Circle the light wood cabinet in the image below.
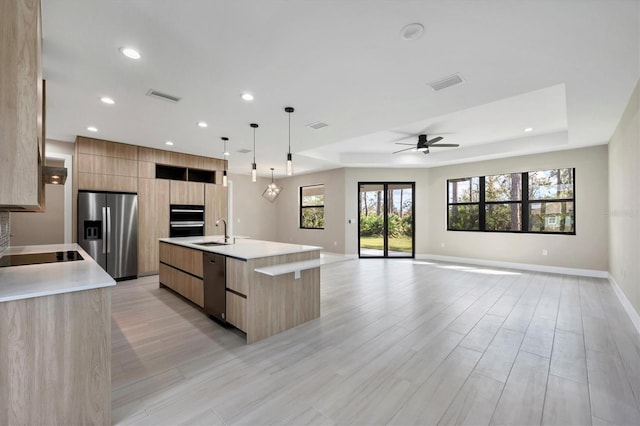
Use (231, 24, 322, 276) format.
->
(205, 183, 228, 235)
(75, 137, 138, 192)
(77, 173, 137, 192)
(0, 0, 44, 211)
(138, 178, 169, 275)
(77, 153, 137, 177)
(159, 264, 204, 307)
(0, 287, 111, 425)
(226, 291, 247, 332)
(159, 241, 203, 277)
(159, 242, 204, 307)
(76, 136, 137, 159)
(226, 257, 249, 295)
(138, 146, 171, 164)
(170, 180, 204, 205)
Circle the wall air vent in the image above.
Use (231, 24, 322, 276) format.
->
(237, 148, 252, 154)
(306, 121, 328, 130)
(146, 89, 181, 103)
(427, 73, 465, 91)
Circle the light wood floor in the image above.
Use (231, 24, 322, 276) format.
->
(111, 260, 640, 425)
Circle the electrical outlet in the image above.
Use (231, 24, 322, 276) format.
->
(334, 241, 337, 246)
(542, 249, 548, 256)
(441, 242, 445, 248)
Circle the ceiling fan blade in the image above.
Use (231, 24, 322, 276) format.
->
(394, 142, 416, 146)
(426, 136, 444, 145)
(429, 143, 459, 148)
(392, 147, 416, 154)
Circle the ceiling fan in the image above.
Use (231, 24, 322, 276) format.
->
(392, 134, 459, 154)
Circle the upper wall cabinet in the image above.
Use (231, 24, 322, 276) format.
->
(0, 0, 44, 211)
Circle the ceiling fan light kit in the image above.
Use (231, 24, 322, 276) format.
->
(392, 134, 459, 155)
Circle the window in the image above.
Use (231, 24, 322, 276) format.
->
(300, 184, 324, 229)
(447, 177, 480, 230)
(527, 168, 575, 233)
(447, 168, 575, 234)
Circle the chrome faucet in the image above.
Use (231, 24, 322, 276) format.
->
(215, 218, 229, 242)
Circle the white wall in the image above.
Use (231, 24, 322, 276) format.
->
(426, 146, 609, 271)
(609, 80, 640, 315)
(228, 172, 279, 241)
(276, 146, 609, 274)
(276, 168, 345, 252)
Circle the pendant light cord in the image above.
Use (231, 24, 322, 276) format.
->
(288, 113, 291, 154)
(253, 128, 256, 163)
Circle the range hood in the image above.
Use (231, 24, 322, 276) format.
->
(42, 166, 67, 185)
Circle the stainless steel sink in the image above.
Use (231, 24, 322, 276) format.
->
(195, 240, 233, 246)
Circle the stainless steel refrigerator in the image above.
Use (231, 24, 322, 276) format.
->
(78, 191, 138, 280)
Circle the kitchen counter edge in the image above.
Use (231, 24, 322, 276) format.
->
(0, 244, 116, 303)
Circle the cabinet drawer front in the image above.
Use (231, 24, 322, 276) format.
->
(226, 291, 246, 332)
(159, 242, 203, 277)
(159, 263, 204, 307)
(225, 257, 248, 295)
(170, 181, 204, 205)
(78, 154, 137, 177)
(78, 173, 137, 192)
(77, 137, 137, 159)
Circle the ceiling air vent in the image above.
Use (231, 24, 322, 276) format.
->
(427, 73, 465, 91)
(146, 89, 181, 103)
(306, 121, 328, 130)
(237, 148, 252, 154)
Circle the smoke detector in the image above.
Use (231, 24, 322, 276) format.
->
(400, 23, 424, 41)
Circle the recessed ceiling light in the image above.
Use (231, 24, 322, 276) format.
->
(165, 141, 174, 146)
(120, 47, 141, 60)
(87, 126, 98, 132)
(223, 151, 230, 156)
(197, 121, 208, 128)
(241, 92, 254, 102)
(400, 23, 424, 41)
(524, 127, 533, 132)
(100, 96, 115, 105)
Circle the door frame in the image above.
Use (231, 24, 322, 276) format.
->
(357, 181, 415, 258)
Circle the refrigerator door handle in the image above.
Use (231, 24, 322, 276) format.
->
(102, 207, 107, 254)
(106, 206, 112, 254)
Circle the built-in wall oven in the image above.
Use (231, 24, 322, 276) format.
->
(169, 204, 205, 237)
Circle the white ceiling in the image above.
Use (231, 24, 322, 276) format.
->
(42, 0, 639, 177)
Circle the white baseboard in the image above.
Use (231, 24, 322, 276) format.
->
(609, 274, 640, 336)
(415, 253, 608, 278)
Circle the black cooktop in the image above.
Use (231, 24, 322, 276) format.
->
(0, 251, 84, 267)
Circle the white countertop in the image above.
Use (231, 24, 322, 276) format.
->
(159, 236, 322, 260)
(0, 244, 116, 303)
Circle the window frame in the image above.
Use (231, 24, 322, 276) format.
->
(299, 184, 325, 230)
(446, 168, 576, 235)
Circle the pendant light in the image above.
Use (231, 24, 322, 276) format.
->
(262, 168, 281, 202)
(250, 123, 258, 182)
(221, 137, 229, 187)
(285, 106, 294, 175)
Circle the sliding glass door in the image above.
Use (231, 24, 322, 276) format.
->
(358, 182, 415, 258)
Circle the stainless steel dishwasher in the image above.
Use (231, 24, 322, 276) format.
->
(203, 252, 226, 323)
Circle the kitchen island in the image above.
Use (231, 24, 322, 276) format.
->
(0, 244, 114, 426)
(159, 236, 322, 343)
